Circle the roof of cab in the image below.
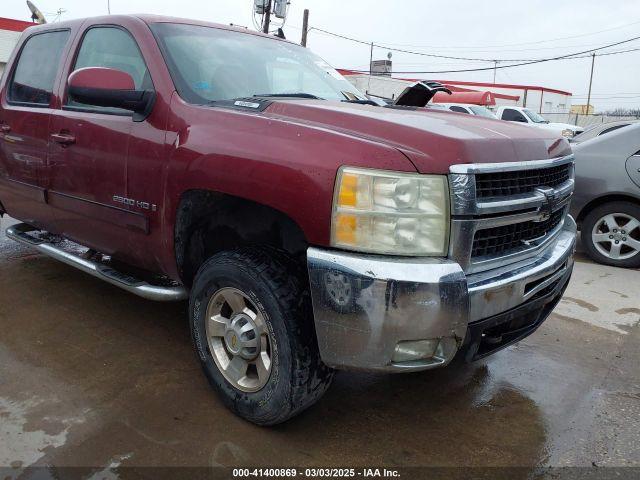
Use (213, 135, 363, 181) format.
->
(23, 14, 291, 43)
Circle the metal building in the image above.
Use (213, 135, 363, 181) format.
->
(0, 17, 35, 78)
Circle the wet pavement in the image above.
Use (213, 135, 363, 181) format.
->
(0, 215, 638, 477)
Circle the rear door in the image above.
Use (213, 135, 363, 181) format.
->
(48, 24, 154, 256)
(0, 29, 70, 230)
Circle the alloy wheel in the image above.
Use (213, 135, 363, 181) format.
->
(591, 213, 640, 261)
(205, 287, 273, 392)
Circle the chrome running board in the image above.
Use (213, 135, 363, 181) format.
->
(6, 223, 188, 302)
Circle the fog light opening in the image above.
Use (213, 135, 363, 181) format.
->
(392, 339, 440, 363)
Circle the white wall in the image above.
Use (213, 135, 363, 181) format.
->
(347, 74, 411, 101)
(501, 88, 570, 114)
(0, 29, 21, 64)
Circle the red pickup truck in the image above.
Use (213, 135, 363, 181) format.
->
(0, 15, 576, 425)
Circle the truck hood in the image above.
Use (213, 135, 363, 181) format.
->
(265, 100, 572, 174)
(537, 122, 584, 133)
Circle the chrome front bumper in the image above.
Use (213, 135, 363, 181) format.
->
(307, 217, 576, 372)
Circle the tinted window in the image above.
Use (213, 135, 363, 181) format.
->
(9, 30, 70, 105)
(449, 106, 469, 114)
(502, 109, 527, 122)
(599, 124, 627, 136)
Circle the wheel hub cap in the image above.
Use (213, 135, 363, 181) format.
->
(224, 314, 260, 359)
(205, 287, 273, 392)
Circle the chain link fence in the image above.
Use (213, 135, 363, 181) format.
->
(542, 113, 640, 129)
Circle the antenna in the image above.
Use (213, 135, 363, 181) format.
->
(26, 1, 47, 24)
(53, 8, 67, 22)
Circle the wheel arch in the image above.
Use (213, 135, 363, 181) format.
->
(175, 189, 309, 287)
(575, 194, 640, 226)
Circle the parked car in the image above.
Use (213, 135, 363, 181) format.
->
(570, 123, 640, 268)
(571, 119, 638, 143)
(0, 15, 576, 425)
(495, 106, 584, 138)
(437, 103, 497, 119)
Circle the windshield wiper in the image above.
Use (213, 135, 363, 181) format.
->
(340, 91, 380, 106)
(253, 93, 323, 99)
(341, 99, 379, 106)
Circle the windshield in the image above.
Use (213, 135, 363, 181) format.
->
(523, 108, 549, 124)
(469, 106, 497, 119)
(151, 23, 367, 104)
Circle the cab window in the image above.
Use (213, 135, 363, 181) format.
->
(449, 106, 469, 114)
(502, 109, 527, 122)
(8, 30, 70, 106)
(67, 26, 153, 113)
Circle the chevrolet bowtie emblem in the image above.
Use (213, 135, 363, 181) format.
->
(534, 187, 557, 222)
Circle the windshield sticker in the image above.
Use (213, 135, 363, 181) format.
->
(194, 81, 212, 90)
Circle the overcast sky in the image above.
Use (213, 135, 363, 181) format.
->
(4, 0, 640, 111)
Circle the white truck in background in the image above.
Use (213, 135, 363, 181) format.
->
(494, 106, 584, 138)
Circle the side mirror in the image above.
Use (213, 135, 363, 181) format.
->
(67, 67, 155, 121)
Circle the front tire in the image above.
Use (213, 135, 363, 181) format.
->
(189, 248, 333, 425)
(581, 201, 640, 268)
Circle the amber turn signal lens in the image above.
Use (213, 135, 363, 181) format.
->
(337, 173, 358, 207)
(334, 213, 357, 245)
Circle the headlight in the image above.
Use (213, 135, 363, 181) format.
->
(331, 167, 450, 256)
(561, 129, 574, 138)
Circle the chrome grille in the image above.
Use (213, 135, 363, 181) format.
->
(472, 208, 565, 258)
(475, 164, 571, 198)
(448, 155, 575, 274)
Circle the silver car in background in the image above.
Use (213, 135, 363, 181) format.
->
(570, 123, 640, 268)
(571, 119, 639, 144)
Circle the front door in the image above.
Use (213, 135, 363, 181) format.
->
(0, 29, 71, 231)
(48, 25, 154, 256)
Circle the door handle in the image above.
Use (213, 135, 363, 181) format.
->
(50, 132, 76, 146)
(0, 124, 10, 133)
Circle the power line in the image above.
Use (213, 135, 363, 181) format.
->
(360, 19, 640, 50)
(338, 37, 640, 74)
(346, 47, 640, 71)
(309, 27, 640, 64)
(574, 95, 640, 99)
(574, 91, 640, 96)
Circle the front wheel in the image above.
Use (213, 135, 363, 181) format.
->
(581, 201, 640, 268)
(189, 248, 334, 425)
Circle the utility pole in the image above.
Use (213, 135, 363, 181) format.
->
(263, 0, 272, 34)
(585, 53, 596, 115)
(367, 42, 374, 93)
(301, 9, 309, 46)
(107, 0, 111, 14)
(493, 60, 498, 83)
